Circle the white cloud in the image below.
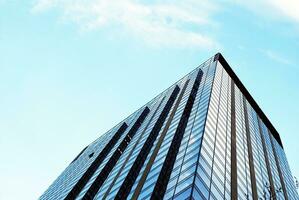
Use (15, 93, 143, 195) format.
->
(31, 0, 299, 49)
(32, 0, 219, 49)
(271, 0, 299, 22)
(32, 0, 60, 11)
(260, 49, 292, 65)
(233, 0, 299, 24)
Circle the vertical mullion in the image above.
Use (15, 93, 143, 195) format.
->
(172, 63, 212, 199)
(190, 61, 217, 199)
(223, 70, 230, 199)
(101, 96, 165, 199)
(114, 85, 181, 199)
(207, 67, 224, 199)
(269, 132, 288, 200)
(150, 69, 203, 199)
(243, 97, 258, 200)
(230, 80, 238, 200)
(131, 80, 189, 200)
(257, 117, 276, 200)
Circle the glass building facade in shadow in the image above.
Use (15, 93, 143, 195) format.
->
(41, 53, 298, 200)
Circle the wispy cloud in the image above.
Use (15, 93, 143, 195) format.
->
(31, 0, 219, 49)
(269, 0, 299, 23)
(233, 0, 299, 25)
(30, 0, 299, 50)
(260, 49, 292, 65)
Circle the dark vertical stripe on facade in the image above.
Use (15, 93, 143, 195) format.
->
(150, 69, 203, 199)
(269, 132, 288, 200)
(71, 145, 88, 164)
(243, 97, 258, 200)
(82, 107, 150, 200)
(114, 85, 181, 199)
(65, 123, 128, 200)
(131, 80, 190, 200)
(102, 96, 166, 200)
(190, 61, 214, 198)
(230, 81, 238, 200)
(257, 117, 276, 200)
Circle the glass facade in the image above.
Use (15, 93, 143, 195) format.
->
(40, 53, 298, 200)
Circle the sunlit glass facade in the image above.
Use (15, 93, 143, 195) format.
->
(41, 53, 298, 200)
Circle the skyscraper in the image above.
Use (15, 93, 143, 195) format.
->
(41, 53, 298, 200)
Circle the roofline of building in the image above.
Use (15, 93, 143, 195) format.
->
(214, 53, 283, 148)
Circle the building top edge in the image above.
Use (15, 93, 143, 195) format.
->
(214, 52, 283, 148)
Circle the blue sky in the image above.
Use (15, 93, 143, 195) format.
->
(1, 0, 298, 199)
